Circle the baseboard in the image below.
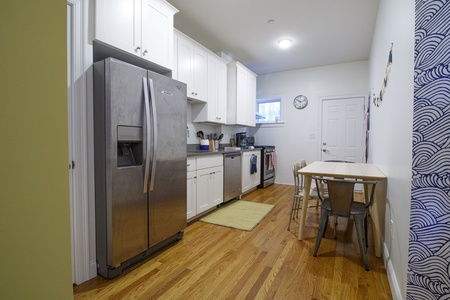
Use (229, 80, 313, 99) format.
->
(89, 259, 97, 280)
(383, 242, 403, 300)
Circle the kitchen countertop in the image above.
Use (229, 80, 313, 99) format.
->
(187, 147, 261, 157)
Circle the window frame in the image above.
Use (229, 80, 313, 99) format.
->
(256, 96, 285, 125)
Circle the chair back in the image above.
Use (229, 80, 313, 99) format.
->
(326, 179, 356, 217)
(292, 162, 302, 194)
(313, 177, 377, 217)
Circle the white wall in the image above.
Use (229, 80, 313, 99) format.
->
(253, 61, 369, 185)
(368, 0, 414, 299)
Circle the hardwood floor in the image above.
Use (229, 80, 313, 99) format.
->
(74, 184, 392, 299)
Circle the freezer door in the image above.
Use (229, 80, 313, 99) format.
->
(94, 58, 149, 270)
(146, 70, 187, 247)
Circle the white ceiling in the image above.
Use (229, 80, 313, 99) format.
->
(166, 0, 380, 75)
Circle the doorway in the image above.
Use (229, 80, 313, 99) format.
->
(67, 0, 92, 284)
(320, 96, 365, 163)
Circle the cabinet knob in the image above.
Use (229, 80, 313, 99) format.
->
(143, 49, 148, 55)
(135, 46, 141, 52)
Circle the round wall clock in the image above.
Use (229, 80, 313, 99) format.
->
(293, 95, 308, 109)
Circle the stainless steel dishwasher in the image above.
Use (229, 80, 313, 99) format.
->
(223, 152, 242, 202)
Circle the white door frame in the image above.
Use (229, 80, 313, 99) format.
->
(67, 0, 93, 284)
(319, 94, 366, 162)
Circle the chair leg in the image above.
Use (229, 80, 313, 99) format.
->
(364, 216, 368, 248)
(288, 195, 300, 231)
(313, 208, 329, 257)
(333, 216, 338, 239)
(355, 216, 369, 271)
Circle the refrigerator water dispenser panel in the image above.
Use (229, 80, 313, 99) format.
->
(117, 126, 143, 167)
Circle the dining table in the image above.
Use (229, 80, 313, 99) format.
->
(297, 161, 387, 257)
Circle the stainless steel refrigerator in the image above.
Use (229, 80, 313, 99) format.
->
(93, 58, 187, 279)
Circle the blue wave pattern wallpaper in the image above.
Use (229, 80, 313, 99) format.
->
(408, 0, 450, 299)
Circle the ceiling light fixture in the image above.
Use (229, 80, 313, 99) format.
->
(278, 39, 292, 49)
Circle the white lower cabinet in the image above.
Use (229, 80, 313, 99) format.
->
(186, 170, 197, 220)
(241, 150, 261, 194)
(187, 155, 223, 220)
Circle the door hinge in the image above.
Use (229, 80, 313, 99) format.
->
(69, 161, 75, 169)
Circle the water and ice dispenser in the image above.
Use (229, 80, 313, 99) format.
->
(117, 126, 143, 167)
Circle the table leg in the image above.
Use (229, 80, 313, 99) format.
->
(298, 175, 312, 240)
(366, 180, 387, 258)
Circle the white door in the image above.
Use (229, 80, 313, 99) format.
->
(321, 97, 365, 163)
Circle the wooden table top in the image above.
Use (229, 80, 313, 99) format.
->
(298, 161, 387, 181)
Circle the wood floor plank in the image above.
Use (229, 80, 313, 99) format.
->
(73, 184, 392, 299)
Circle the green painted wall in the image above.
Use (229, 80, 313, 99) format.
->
(0, 2, 73, 299)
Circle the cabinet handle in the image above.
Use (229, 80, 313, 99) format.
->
(143, 50, 148, 55)
(135, 46, 141, 52)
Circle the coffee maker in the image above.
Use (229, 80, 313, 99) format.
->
(236, 132, 247, 148)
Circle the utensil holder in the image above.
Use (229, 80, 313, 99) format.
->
(200, 139, 209, 150)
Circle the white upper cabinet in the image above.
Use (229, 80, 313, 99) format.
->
(227, 61, 257, 127)
(192, 54, 227, 124)
(95, 0, 178, 70)
(174, 31, 208, 102)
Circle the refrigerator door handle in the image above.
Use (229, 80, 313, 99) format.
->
(142, 77, 151, 193)
(148, 78, 158, 191)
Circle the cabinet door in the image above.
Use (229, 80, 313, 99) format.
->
(241, 152, 252, 193)
(209, 56, 227, 123)
(245, 72, 257, 127)
(95, 0, 140, 56)
(196, 168, 211, 214)
(237, 66, 256, 127)
(227, 62, 257, 127)
(175, 34, 207, 102)
(235, 65, 247, 125)
(192, 47, 208, 102)
(193, 55, 227, 123)
(141, 0, 175, 69)
(187, 171, 197, 220)
(251, 152, 261, 187)
(216, 61, 227, 122)
(241, 151, 260, 193)
(176, 35, 194, 94)
(209, 166, 223, 206)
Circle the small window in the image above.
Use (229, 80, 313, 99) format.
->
(256, 97, 282, 123)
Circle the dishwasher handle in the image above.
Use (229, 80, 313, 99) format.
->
(224, 152, 241, 159)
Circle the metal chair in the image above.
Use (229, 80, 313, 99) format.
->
(288, 161, 323, 231)
(312, 176, 377, 271)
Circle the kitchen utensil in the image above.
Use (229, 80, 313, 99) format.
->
(196, 131, 204, 139)
(218, 134, 224, 140)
